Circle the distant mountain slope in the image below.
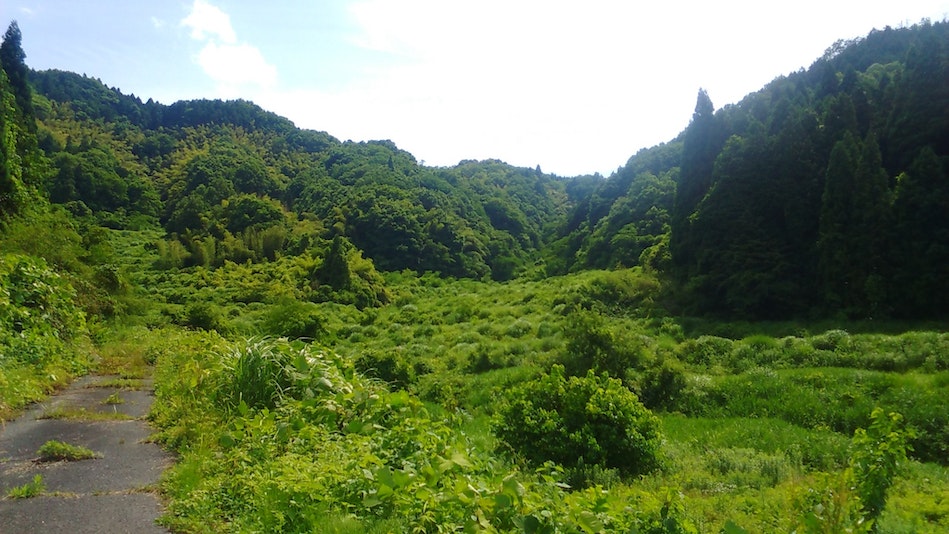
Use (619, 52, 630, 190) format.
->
(550, 20, 949, 319)
(30, 70, 571, 281)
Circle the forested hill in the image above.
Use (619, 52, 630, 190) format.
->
(549, 20, 949, 320)
(11, 19, 949, 320)
(28, 68, 573, 281)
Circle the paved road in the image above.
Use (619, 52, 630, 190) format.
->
(0, 375, 172, 533)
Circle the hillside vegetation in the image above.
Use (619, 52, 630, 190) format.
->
(2, 17, 948, 533)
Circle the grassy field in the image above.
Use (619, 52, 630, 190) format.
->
(5, 229, 948, 532)
(109, 246, 948, 532)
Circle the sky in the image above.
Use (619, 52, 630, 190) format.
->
(2, 1, 948, 177)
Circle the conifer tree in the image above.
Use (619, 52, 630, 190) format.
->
(818, 133, 860, 311)
(0, 21, 34, 131)
(671, 89, 723, 272)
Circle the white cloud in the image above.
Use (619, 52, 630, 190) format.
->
(206, 0, 949, 176)
(151, 16, 165, 29)
(197, 41, 277, 91)
(181, 0, 276, 97)
(182, 0, 236, 43)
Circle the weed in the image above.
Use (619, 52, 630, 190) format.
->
(39, 406, 134, 421)
(7, 475, 45, 498)
(103, 392, 124, 405)
(37, 440, 100, 461)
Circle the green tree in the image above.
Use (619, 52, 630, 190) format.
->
(671, 89, 724, 273)
(0, 68, 24, 216)
(818, 132, 893, 316)
(818, 133, 860, 311)
(850, 133, 892, 315)
(0, 21, 33, 130)
(316, 234, 352, 292)
(891, 147, 949, 316)
(0, 22, 43, 217)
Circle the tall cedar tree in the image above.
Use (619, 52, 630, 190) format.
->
(671, 89, 723, 274)
(0, 21, 33, 129)
(0, 69, 22, 216)
(0, 21, 42, 217)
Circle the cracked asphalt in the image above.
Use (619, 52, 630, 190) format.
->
(0, 374, 173, 533)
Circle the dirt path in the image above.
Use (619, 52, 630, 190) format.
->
(0, 374, 172, 533)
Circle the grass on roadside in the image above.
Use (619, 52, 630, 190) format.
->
(36, 440, 100, 461)
(6, 475, 45, 499)
(38, 406, 134, 421)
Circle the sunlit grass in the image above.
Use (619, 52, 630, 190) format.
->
(39, 406, 135, 421)
(6, 475, 45, 499)
(37, 440, 100, 461)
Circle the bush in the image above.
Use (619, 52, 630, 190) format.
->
(675, 335, 733, 368)
(635, 356, 689, 410)
(354, 350, 415, 391)
(494, 365, 663, 478)
(183, 301, 229, 333)
(560, 310, 646, 379)
(850, 409, 914, 526)
(260, 298, 326, 340)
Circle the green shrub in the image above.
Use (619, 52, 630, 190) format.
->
(260, 298, 326, 340)
(494, 365, 663, 477)
(355, 350, 415, 391)
(183, 301, 229, 333)
(850, 409, 914, 527)
(811, 329, 853, 352)
(635, 356, 689, 411)
(560, 310, 646, 379)
(675, 335, 733, 368)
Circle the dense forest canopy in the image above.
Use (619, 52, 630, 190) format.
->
(549, 21, 949, 320)
(4, 19, 949, 320)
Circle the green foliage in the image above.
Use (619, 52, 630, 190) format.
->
(0, 254, 89, 413)
(310, 235, 390, 309)
(6, 474, 44, 499)
(151, 331, 690, 532)
(494, 364, 663, 477)
(675, 366, 946, 464)
(259, 298, 326, 340)
(543, 21, 949, 319)
(795, 472, 872, 534)
(850, 408, 914, 526)
(182, 301, 229, 333)
(36, 439, 99, 461)
(217, 337, 297, 411)
(793, 409, 913, 533)
(561, 309, 646, 379)
(636, 356, 689, 411)
(0, 68, 26, 217)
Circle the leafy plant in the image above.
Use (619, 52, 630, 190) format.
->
(494, 364, 663, 478)
(850, 408, 914, 528)
(6, 475, 45, 499)
(260, 297, 326, 340)
(217, 337, 295, 411)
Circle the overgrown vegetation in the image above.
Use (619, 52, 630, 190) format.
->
(1, 16, 948, 533)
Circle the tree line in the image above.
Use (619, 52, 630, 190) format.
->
(4, 18, 949, 319)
